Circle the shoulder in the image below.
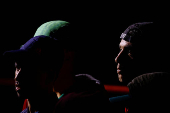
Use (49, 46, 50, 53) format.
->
(55, 92, 111, 112)
(54, 74, 111, 112)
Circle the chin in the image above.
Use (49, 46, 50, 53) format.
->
(119, 78, 123, 82)
(16, 91, 27, 99)
(118, 74, 123, 82)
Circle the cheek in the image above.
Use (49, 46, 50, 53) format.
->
(35, 72, 49, 89)
(120, 58, 135, 68)
(121, 61, 136, 73)
(21, 69, 39, 87)
(39, 74, 47, 86)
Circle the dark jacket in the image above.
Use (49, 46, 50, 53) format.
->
(21, 74, 112, 113)
(54, 74, 112, 113)
(127, 72, 170, 113)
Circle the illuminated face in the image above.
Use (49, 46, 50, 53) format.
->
(14, 60, 38, 98)
(115, 39, 136, 84)
(14, 59, 50, 99)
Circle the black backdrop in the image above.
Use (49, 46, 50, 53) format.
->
(0, 1, 169, 112)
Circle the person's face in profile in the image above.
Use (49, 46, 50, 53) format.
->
(115, 39, 136, 83)
(14, 58, 47, 99)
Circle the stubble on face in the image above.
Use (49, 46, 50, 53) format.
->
(115, 39, 134, 83)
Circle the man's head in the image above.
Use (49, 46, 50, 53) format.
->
(115, 22, 160, 84)
(3, 20, 71, 99)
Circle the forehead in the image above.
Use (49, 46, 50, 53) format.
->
(15, 58, 38, 67)
(119, 39, 133, 49)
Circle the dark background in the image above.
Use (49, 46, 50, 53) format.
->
(0, 1, 169, 113)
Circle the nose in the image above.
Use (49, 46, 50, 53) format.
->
(14, 68, 21, 81)
(15, 81, 19, 85)
(115, 50, 123, 63)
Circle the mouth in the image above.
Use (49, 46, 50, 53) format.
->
(117, 63, 123, 74)
(117, 69, 122, 74)
(15, 81, 21, 91)
(15, 86, 21, 91)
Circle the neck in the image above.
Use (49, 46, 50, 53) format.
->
(55, 92, 62, 98)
